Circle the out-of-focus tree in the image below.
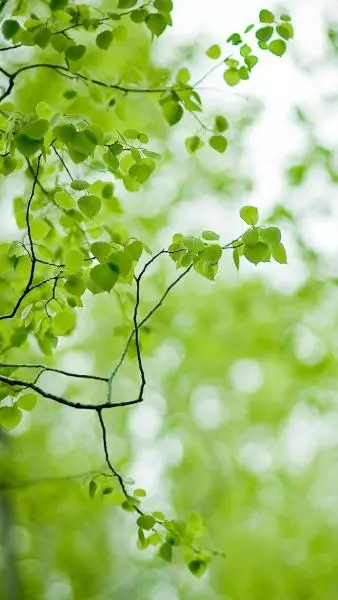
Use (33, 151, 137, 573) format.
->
(2, 2, 337, 599)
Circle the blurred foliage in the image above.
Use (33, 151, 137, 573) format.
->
(1, 0, 337, 599)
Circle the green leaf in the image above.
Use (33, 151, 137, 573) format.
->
(31, 219, 49, 240)
(214, 115, 229, 132)
(118, 0, 137, 7)
(209, 135, 228, 153)
(0, 406, 22, 430)
(33, 25, 51, 48)
(90, 263, 119, 292)
(159, 542, 172, 562)
(244, 242, 270, 264)
(240, 205, 259, 226)
(134, 488, 147, 497)
(201, 244, 222, 263)
(137, 515, 155, 530)
(52, 311, 76, 336)
(2, 19, 20, 39)
(269, 39, 287, 57)
(272, 242, 287, 264)
(259, 9, 275, 23)
(131, 9, 148, 23)
(21, 119, 49, 140)
(202, 230, 219, 241)
(255, 26, 274, 42)
(233, 248, 240, 270)
(91, 242, 111, 262)
(188, 559, 208, 578)
(276, 23, 294, 40)
(65, 44, 86, 61)
(154, 0, 173, 11)
(89, 479, 97, 498)
(162, 101, 184, 126)
(14, 134, 43, 156)
(71, 180, 89, 191)
(242, 228, 259, 247)
(280, 14, 291, 22)
(260, 226, 281, 247)
(245, 55, 258, 69)
(146, 13, 167, 36)
(206, 44, 221, 59)
(17, 393, 37, 411)
(54, 191, 74, 210)
(78, 195, 101, 218)
(223, 69, 241, 86)
(185, 136, 203, 154)
(227, 33, 242, 45)
(96, 30, 114, 50)
(53, 124, 76, 144)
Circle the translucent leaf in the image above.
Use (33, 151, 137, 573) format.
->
(18, 393, 37, 411)
(118, 0, 137, 7)
(185, 136, 203, 154)
(272, 242, 287, 264)
(78, 195, 101, 218)
(209, 135, 228, 153)
(188, 559, 208, 578)
(214, 115, 229, 132)
(90, 263, 119, 292)
(202, 230, 219, 241)
(89, 479, 97, 498)
(223, 69, 241, 86)
(276, 23, 294, 40)
(33, 25, 51, 48)
(240, 205, 258, 226)
(54, 191, 74, 210)
(71, 180, 89, 191)
(244, 242, 269, 264)
(52, 311, 76, 336)
(242, 228, 259, 247)
(31, 219, 49, 240)
(269, 39, 287, 57)
(65, 44, 86, 61)
(154, 0, 173, 10)
(0, 406, 22, 430)
(137, 515, 155, 530)
(259, 9, 275, 23)
(146, 13, 167, 36)
(134, 488, 147, 497)
(233, 248, 240, 270)
(96, 30, 114, 50)
(260, 226, 281, 247)
(36, 102, 52, 119)
(159, 542, 172, 562)
(206, 44, 221, 59)
(14, 134, 42, 156)
(91, 242, 111, 262)
(255, 26, 274, 42)
(2, 19, 20, 39)
(162, 101, 184, 126)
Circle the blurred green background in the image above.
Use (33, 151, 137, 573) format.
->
(1, 0, 338, 598)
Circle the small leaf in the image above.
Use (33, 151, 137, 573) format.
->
(65, 44, 86, 61)
(259, 9, 275, 23)
(188, 559, 208, 578)
(255, 26, 274, 42)
(244, 242, 270, 264)
(78, 195, 101, 218)
(269, 39, 287, 57)
(2, 19, 20, 39)
(89, 479, 97, 498)
(209, 135, 228, 153)
(233, 248, 240, 270)
(159, 542, 172, 562)
(18, 393, 37, 411)
(214, 115, 229, 132)
(240, 205, 258, 226)
(223, 69, 241, 86)
(202, 230, 219, 241)
(52, 311, 76, 336)
(146, 13, 167, 36)
(96, 30, 114, 50)
(137, 514, 155, 530)
(206, 44, 221, 59)
(14, 134, 42, 156)
(242, 228, 259, 247)
(185, 135, 203, 154)
(0, 406, 22, 430)
(272, 242, 287, 264)
(90, 263, 119, 292)
(276, 23, 294, 40)
(162, 101, 183, 126)
(71, 180, 89, 191)
(260, 226, 281, 247)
